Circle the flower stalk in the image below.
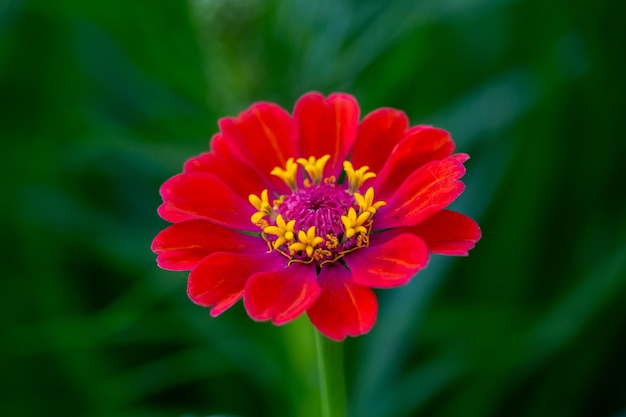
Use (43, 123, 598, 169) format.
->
(315, 329, 347, 417)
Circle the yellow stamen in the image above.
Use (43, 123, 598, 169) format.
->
(354, 187, 387, 215)
(271, 157, 298, 190)
(289, 226, 324, 257)
(297, 154, 331, 186)
(273, 195, 285, 208)
(313, 248, 332, 261)
(263, 215, 296, 249)
(343, 161, 376, 194)
(249, 189, 273, 225)
(325, 234, 339, 250)
(356, 232, 369, 248)
(341, 207, 370, 239)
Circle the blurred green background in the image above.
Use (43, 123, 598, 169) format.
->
(2, 0, 625, 416)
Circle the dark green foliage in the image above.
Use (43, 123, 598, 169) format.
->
(2, 0, 625, 416)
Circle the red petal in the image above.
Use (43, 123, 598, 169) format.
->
(452, 153, 469, 163)
(152, 220, 265, 271)
(350, 108, 408, 175)
(244, 262, 321, 325)
(219, 102, 297, 192)
(157, 202, 197, 223)
(183, 152, 214, 173)
(374, 127, 456, 200)
(182, 133, 219, 173)
(376, 157, 466, 229)
(307, 264, 378, 341)
(183, 134, 268, 197)
(188, 252, 284, 317)
(345, 233, 429, 288)
(294, 92, 360, 176)
(158, 172, 256, 231)
(401, 209, 481, 255)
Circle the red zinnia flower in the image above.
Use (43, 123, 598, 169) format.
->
(152, 92, 481, 341)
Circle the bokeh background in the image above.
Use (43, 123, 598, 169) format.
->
(2, 0, 625, 416)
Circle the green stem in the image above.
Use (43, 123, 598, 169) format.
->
(315, 330, 347, 417)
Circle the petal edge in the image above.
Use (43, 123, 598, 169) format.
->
(188, 252, 284, 317)
(152, 220, 264, 271)
(244, 263, 321, 325)
(307, 265, 378, 341)
(402, 209, 481, 255)
(346, 233, 429, 288)
(376, 157, 466, 229)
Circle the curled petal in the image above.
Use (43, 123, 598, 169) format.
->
(376, 157, 466, 229)
(188, 252, 285, 317)
(345, 233, 429, 288)
(219, 102, 298, 192)
(452, 153, 470, 163)
(151, 220, 265, 271)
(374, 127, 456, 200)
(400, 209, 481, 255)
(244, 263, 321, 325)
(158, 172, 256, 231)
(294, 92, 360, 176)
(307, 264, 378, 341)
(351, 108, 408, 175)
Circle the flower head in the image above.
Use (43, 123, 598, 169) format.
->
(152, 92, 481, 341)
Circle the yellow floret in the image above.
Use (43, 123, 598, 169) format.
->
(341, 207, 370, 239)
(271, 158, 298, 190)
(249, 189, 274, 225)
(354, 187, 387, 215)
(297, 154, 331, 186)
(263, 215, 296, 249)
(343, 161, 377, 194)
(289, 226, 324, 257)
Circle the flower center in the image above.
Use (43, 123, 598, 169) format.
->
(248, 155, 386, 267)
(281, 183, 353, 238)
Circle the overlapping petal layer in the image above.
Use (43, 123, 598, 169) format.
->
(158, 172, 256, 231)
(294, 93, 360, 177)
(351, 108, 408, 175)
(220, 102, 298, 193)
(188, 251, 284, 317)
(346, 233, 430, 288)
(244, 263, 321, 325)
(152, 220, 264, 270)
(374, 127, 455, 199)
(376, 157, 466, 229)
(183, 134, 268, 197)
(307, 264, 377, 341)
